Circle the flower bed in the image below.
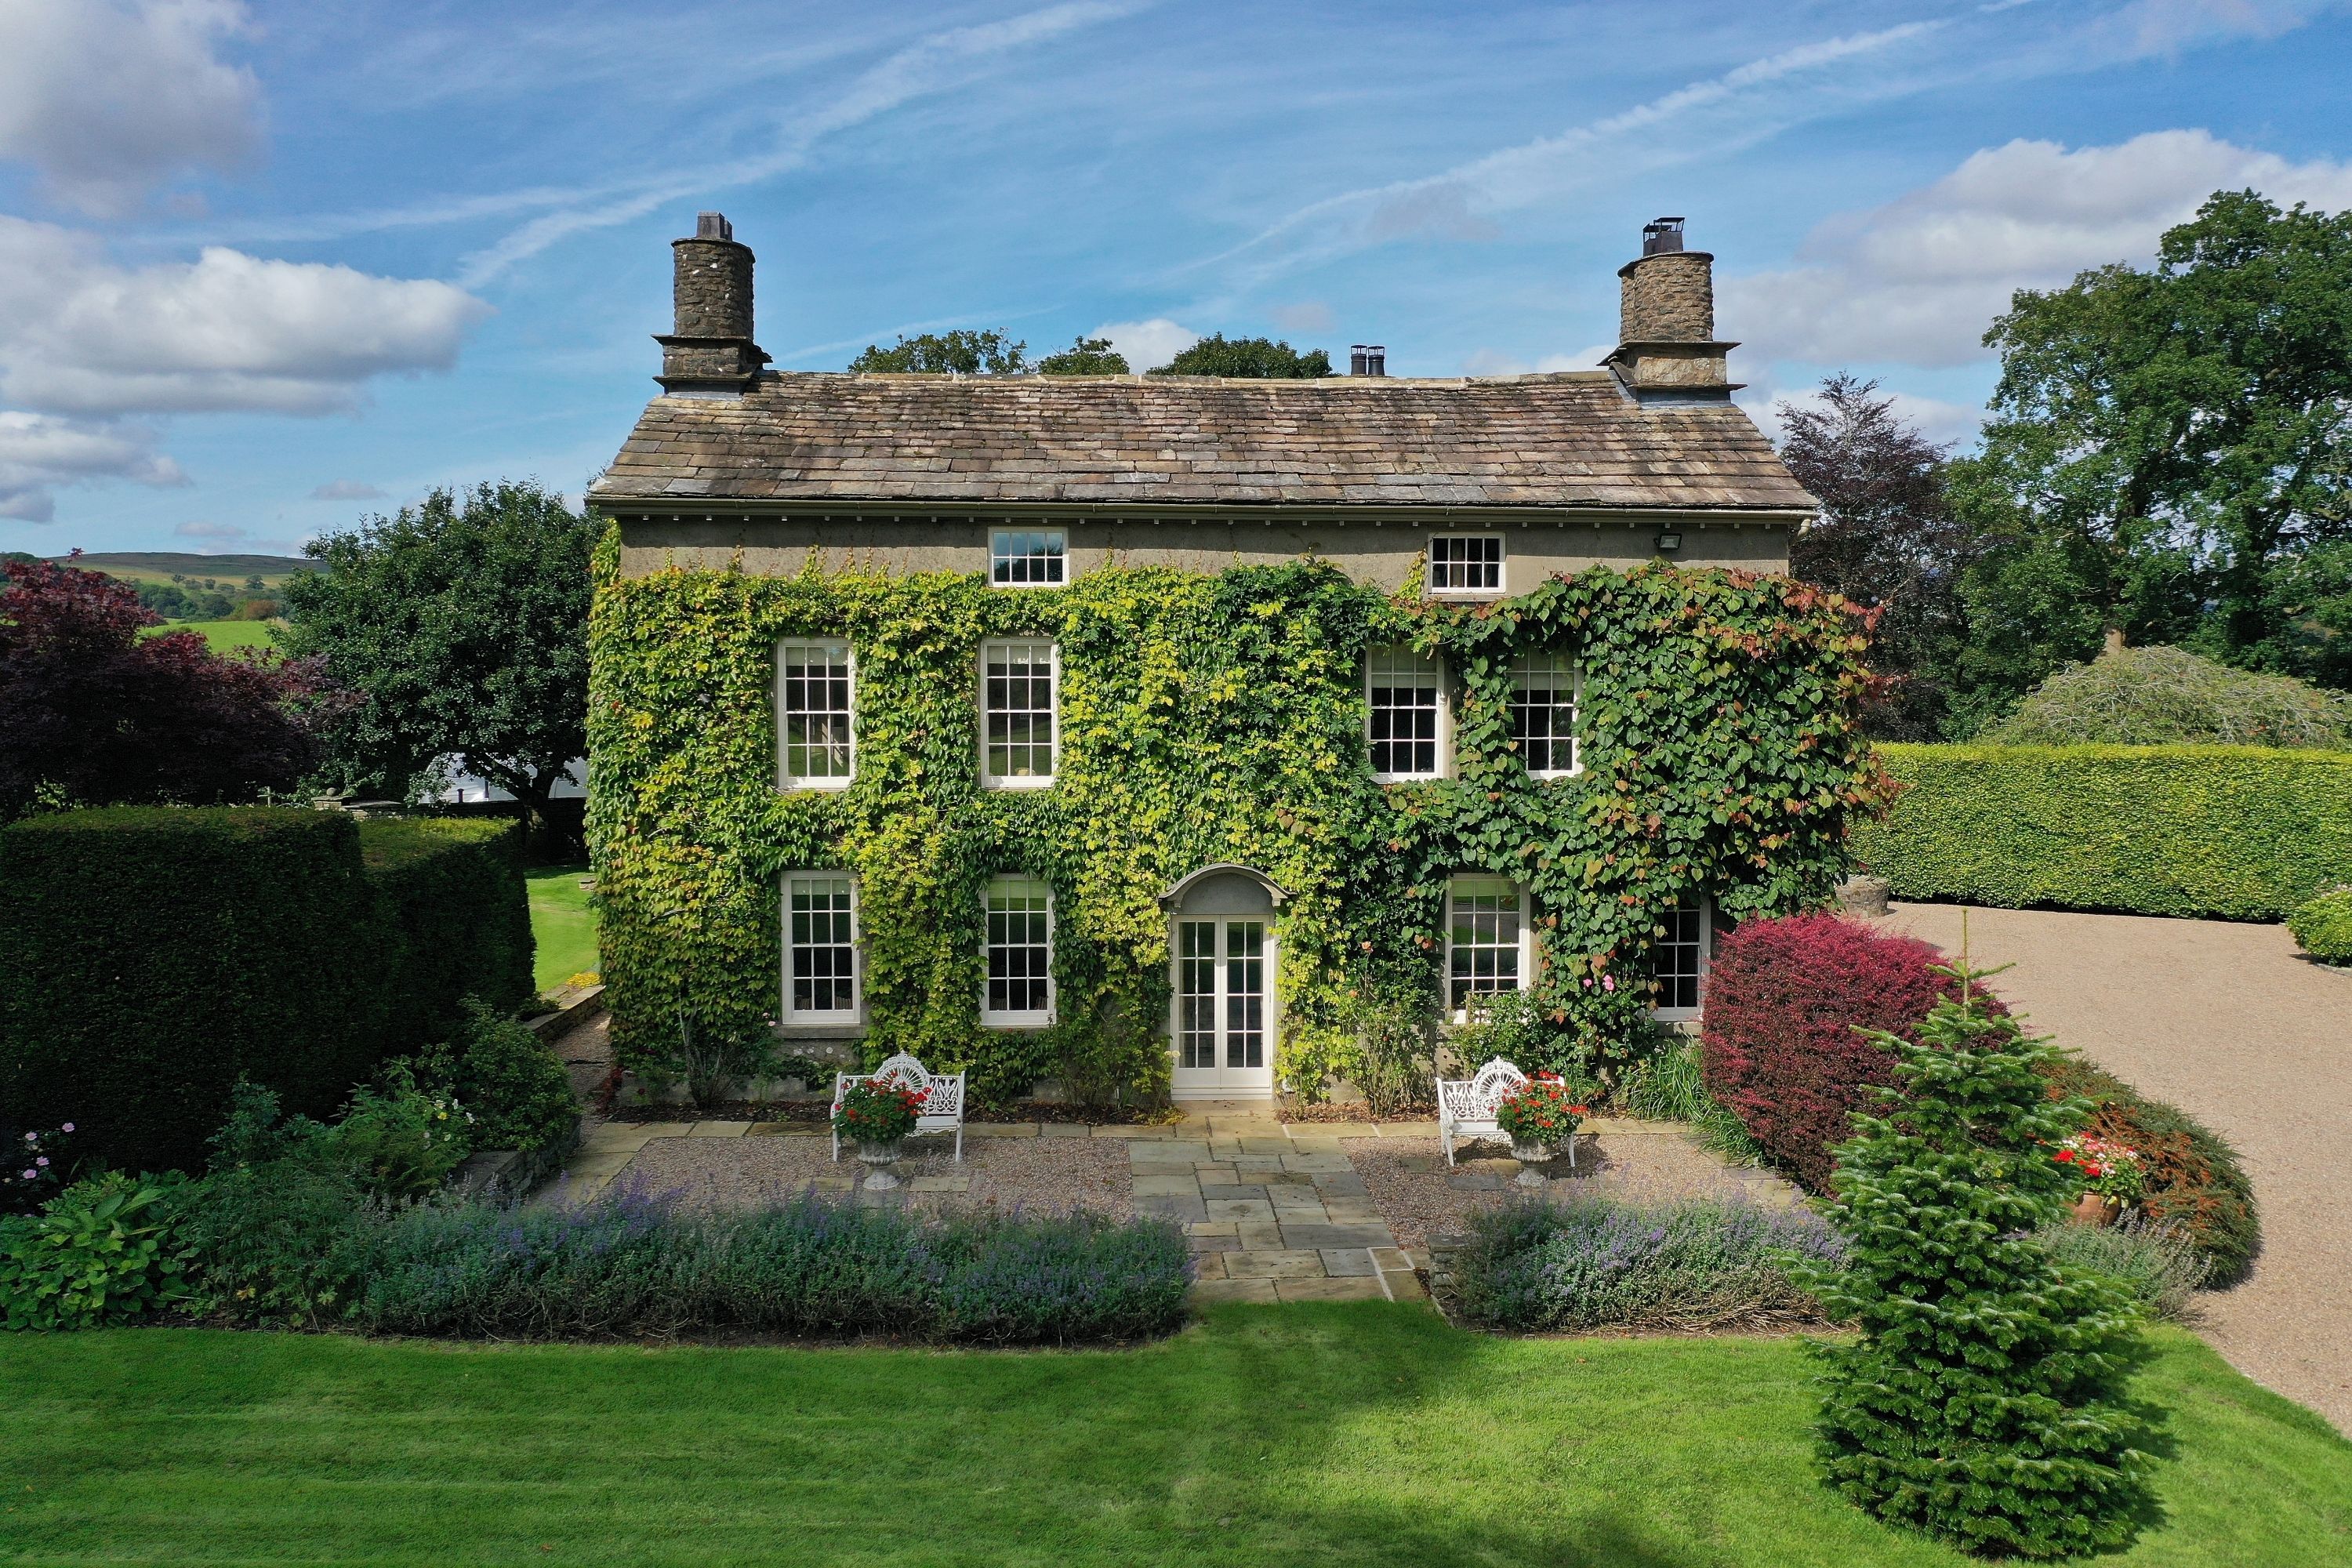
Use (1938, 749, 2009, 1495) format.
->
(1444, 1192, 1846, 1334)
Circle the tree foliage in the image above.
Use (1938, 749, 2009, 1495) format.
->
(0, 555, 321, 818)
(281, 481, 591, 818)
(1777, 376, 1970, 739)
(1988, 641, 2352, 747)
(848, 330, 1029, 375)
(1150, 333, 1333, 378)
(1035, 336, 1131, 376)
(1945, 190, 2352, 727)
(1793, 973, 2153, 1558)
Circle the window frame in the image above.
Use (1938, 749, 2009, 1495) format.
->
(1427, 534, 1506, 598)
(978, 638, 1060, 789)
(981, 874, 1056, 1028)
(1650, 897, 1713, 1024)
(1509, 652, 1581, 780)
(1444, 875, 1534, 1022)
(1364, 645, 1449, 783)
(774, 638, 856, 791)
(989, 528, 1069, 589)
(782, 872, 862, 1027)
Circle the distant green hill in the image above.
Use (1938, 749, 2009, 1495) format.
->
(47, 551, 314, 585)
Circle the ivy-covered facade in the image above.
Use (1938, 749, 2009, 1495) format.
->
(586, 213, 1889, 1102)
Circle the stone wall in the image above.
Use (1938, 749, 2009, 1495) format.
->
(671, 237, 754, 339)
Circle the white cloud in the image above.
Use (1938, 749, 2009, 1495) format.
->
(0, 411, 186, 522)
(0, 217, 491, 416)
(0, 0, 261, 216)
(310, 479, 387, 500)
(1094, 318, 1198, 374)
(1460, 344, 1612, 378)
(1722, 130, 2352, 368)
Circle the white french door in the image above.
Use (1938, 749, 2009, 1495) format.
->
(1171, 917, 1274, 1098)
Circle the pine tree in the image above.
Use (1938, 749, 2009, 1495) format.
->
(1793, 965, 2154, 1558)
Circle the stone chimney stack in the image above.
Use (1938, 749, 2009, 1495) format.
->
(656, 212, 769, 396)
(1605, 217, 1737, 398)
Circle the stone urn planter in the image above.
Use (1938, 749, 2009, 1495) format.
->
(2071, 1192, 2122, 1227)
(1836, 874, 1893, 918)
(855, 1139, 907, 1192)
(1511, 1139, 1562, 1187)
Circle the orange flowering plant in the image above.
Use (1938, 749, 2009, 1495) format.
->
(1494, 1072, 1589, 1149)
(2055, 1134, 2145, 1203)
(833, 1078, 927, 1146)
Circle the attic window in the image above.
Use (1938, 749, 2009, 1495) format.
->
(991, 529, 1066, 586)
(1428, 535, 1504, 595)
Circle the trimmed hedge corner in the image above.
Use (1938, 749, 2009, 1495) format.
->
(0, 808, 531, 1174)
(2288, 889, 2352, 966)
(1852, 742, 2352, 921)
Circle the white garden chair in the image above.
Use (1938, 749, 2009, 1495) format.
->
(1434, 1056, 1559, 1167)
(829, 1051, 966, 1162)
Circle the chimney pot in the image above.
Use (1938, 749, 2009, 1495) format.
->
(695, 211, 733, 241)
(1642, 216, 1685, 256)
(1349, 345, 1368, 376)
(1366, 345, 1385, 376)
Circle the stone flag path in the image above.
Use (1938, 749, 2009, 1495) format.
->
(1127, 1102, 1431, 1305)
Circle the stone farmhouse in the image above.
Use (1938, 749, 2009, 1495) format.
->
(586, 214, 1853, 1104)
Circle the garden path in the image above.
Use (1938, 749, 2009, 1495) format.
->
(1885, 901, 2352, 1434)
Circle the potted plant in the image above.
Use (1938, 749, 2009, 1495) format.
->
(833, 1077, 927, 1190)
(2054, 1134, 2144, 1225)
(1494, 1073, 1588, 1165)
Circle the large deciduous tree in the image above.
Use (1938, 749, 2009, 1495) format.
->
(1777, 376, 1971, 738)
(1947, 190, 2352, 724)
(281, 481, 590, 825)
(0, 555, 321, 818)
(1150, 333, 1332, 378)
(848, 330, 1029, 374)
(1035, 336, 1130, 375)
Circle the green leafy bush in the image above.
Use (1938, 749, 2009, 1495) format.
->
(588, 548, 1889, 1107)
(0, 808, 532, 1174)
(1447, 1192, 1843, 1333)
(1794, 976, 2151, 1559)
(2288, 887, 2352, 964)
(2040, 1054, 2259, 1286)
(1853, 742, 2352, 920)
(322, 1072, 474, 1199)
(1988, 644, 2352, 748)
(0, 1173, 194, 1330)
(416, 999, 577, 1152)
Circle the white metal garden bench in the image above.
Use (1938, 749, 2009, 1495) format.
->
(829, 1051, 967, 1162)
(1434, 1056, 1573, 1169)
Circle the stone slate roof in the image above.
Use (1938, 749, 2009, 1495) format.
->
(589, 370, 1813, 513)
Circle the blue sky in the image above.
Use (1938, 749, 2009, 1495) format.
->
(4, 0, 2350, 557)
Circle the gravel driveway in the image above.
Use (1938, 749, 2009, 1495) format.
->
(1886, 902, 2352, 1433)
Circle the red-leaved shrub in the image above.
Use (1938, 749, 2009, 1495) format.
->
(1700, 913, 2004, 1190)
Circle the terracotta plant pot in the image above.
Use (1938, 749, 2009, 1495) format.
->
(2071, 1192, 2122, 1227)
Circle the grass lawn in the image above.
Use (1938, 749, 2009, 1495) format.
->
(139, 618, 283, 654)
(4, 1306, 2346, 1566)
(526, 862, 598, 993)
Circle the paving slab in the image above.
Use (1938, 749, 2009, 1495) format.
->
(688, 1120, 752, 1138)
(1237, 1222, 1285, 1250)
(1131, 1174, 1203, 1198)
(1191, 1278, 1279, 1305)
(1278, 1221, 1398, 1250)
(967, 1123, 1040, 1138)
(1225, 1249, 1328, 1280)
(1134, 1194, 1209, 1222)
(1038, 1122, 1090, 1139)
(1203, 1198, 1275, 1222)
(1275, 1276, 1388, 1302)
(1319, 1248, 1379, 1276)
(1191, 1250, 1229, 1279)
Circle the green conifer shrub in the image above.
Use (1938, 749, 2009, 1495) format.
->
(1792, 970, 2154, 1559)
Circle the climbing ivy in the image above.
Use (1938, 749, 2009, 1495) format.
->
(586, 525, 1893, 1103)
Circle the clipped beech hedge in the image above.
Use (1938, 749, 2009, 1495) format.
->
(0, 808, 529, 1174)
(1852, 742, 2352, 921)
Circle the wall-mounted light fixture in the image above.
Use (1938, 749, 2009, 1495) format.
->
(1654, 531, 1683, 554)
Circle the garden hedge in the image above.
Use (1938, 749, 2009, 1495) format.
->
(1851, 742, 2352, 920)
(0, 808, 529, 1174)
